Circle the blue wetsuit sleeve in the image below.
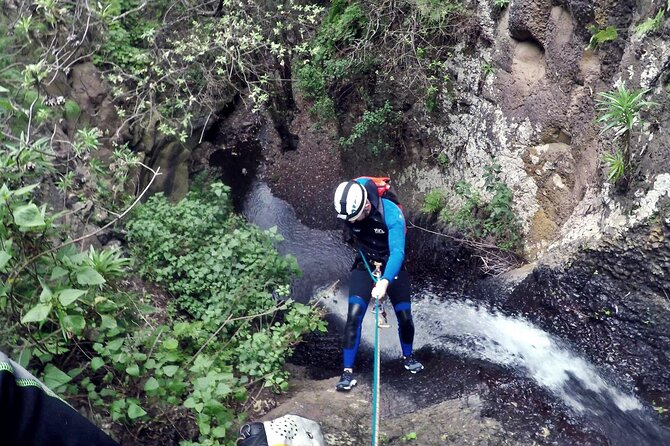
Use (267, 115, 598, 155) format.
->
(381, 199, 405, 283)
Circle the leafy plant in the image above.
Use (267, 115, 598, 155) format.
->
(1, 3, 327, 444)
(415, 0, 463, 23)
(602, 149, 626, 183)
(422, 190, 446, 214)
(73, 127, 102, 158)
(494, 0, 510, 7)
(87, 246, 131, 279)
(63, 100, 81, 121)
(438, 163, 522, 251)
(635, 9, 665, 37)
(297, 0, 469, 146)
(596, 83, 656, 190)
(596, 84, 653, 138)
(402, 431, 418, 441)
(436, 152, 449, 168)
(482, 61, 495, 75)
(296, 3, 368, 121)
(653, 401, 668, 414)
(125, 182, 326, 443)
(587, 26, 618, 50)
(339, 101, 400, 155)
(426, 85, 440, 113)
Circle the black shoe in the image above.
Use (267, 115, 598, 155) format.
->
(335, 370, 357, 391)
(403, 355, 424, 374)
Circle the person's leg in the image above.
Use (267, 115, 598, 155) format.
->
(337, 269, 373, 391)
(387, 271, 424, 373)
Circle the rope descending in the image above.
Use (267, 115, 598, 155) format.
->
(360, 251, 384, 446)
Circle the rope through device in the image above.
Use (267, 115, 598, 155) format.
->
(360, 251, 384, 446)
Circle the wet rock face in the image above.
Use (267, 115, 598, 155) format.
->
(507, 0, 552, 43)
(522, 143, 577, 252)
(500, 219, 670, 421)
(405, 0, 669, 261)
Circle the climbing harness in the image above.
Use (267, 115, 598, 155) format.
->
(372, 263, 390, 328)
(359, 251, 385, 446)
(359, 254, 391, 329)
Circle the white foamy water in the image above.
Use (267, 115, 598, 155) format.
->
(320, 287, 642, 414)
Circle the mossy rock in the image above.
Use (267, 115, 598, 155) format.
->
(64, 99, 81, 121)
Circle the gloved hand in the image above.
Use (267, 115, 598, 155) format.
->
(371, 279, 389, 300)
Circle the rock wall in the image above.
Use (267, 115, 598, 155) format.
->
(399, 0, 670, 261)
(495, 217, 670, 422)
(46, 60, 218, 203)
(90, 0, 668, 266)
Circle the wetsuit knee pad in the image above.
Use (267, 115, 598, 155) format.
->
(395, 309, 415, 345)
(343, 300, 366, 349)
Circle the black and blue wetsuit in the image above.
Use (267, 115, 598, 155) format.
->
(342, 178, 416, 370)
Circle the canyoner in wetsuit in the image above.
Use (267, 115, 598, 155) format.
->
(333, 177, 424, 391)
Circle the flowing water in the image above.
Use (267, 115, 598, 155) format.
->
(240, 180, 670, 445)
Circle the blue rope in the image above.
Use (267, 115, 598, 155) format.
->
(360, 250, 381, 446)
(372, 296, 380, 446)
(359, 250, 377, 282)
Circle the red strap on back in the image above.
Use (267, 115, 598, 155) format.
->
(355, 176, 391, 197)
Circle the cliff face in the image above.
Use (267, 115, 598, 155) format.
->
(241, 0, 670, 423)
(106, 0, 667, 266)
(397, 0, 670, 261)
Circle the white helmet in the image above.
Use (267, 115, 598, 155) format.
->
(334, 180, 367, 222)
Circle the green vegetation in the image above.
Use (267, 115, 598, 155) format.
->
(436, 152, 450, 168)
(338, 101, 401, 155)
(596, 83, 656, 189)
(402, 431, 418, 441)
(602, 149, 626, 183)
(587, 26, 618, 50)
(296, 0, 471, 153)
(422, 163, 522, 251)
(124, 184, 325, 444)
(482, 61, 495, 76)
(13, 0, 324, 141)
(295, 2, 368, 121)
(493, 0, 510, 8)
(64, 100, 81, 121)
(426, 85, 440, 112)
(1, 139, 324, 444)
(635, 9, 665, 37)
(0, 2, 328, 443)
(654, 401, 668, 415)
(422, 190, 446, 214)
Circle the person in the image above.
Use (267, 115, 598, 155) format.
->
(0, 351, 118, 445)
(332, 177, 424, 391)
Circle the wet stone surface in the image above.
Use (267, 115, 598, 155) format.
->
(237, 168, 670, 445)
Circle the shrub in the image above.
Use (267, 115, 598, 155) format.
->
(596, 83, 656, 190)
(587, 26, 617, 50)
(339, 101, 400, 155)
(422, 190, 446, 214)
(122, 182, 326, 443)
(433, 163, 522, 251)
(635, 9, 665, 37)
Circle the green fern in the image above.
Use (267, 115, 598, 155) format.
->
(635, 9, 665, 37)
(422, 190, 446, 214)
